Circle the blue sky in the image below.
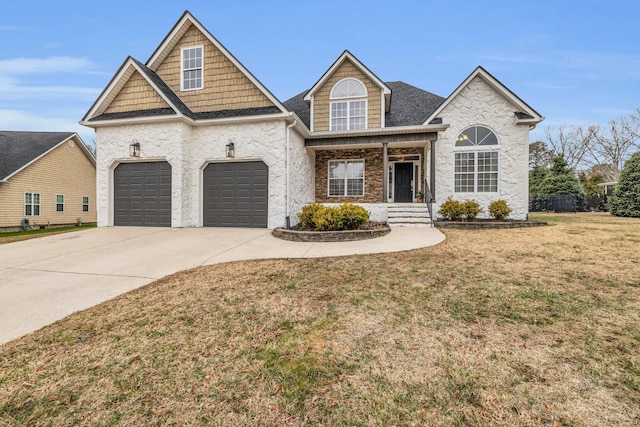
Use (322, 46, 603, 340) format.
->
(1, 0, 638, 146)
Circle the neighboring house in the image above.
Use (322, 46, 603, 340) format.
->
(0, 131, 96, 230)
(81, 11, 543, 228)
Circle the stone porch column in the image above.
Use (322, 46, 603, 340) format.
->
(382, 142, 388, 202)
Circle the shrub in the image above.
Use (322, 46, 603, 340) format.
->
(462, 199, 482, 219)
(608, 151, 640, 217)
(438, 197, 465, 221)
(298, 203, 323, 229)
(488, 200, 512, 220)
(337, 203, 369, 230)
(297, 203, 370, 231)
(312, 206, 344, 231)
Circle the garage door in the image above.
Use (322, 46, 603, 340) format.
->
(203, 161, 268, 228)
(114, 162, 171, 226)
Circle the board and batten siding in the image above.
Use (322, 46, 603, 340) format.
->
(0, 140, 96, 228)
(312, 59, 382, 132)
(154, 24, 275, 113)
(104, 71, 171, 114)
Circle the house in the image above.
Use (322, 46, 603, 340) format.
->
(80, 11, 543, 228)
(0, 131, 96, 230)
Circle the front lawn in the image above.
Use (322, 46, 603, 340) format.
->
(0, 213, 638, 426)
(0, 224, 96, 245)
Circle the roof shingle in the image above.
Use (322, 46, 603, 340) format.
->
(0, 131, 75, 181)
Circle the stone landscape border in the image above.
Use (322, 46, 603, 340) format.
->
(272, 225, 391, 242)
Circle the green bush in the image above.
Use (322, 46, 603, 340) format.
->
(312, 206, 344, 231)
(298, 203, 370, 231)
(298, 203, 324, 229)
(462, 199, 482, 219)
(337, 203, 369, 230)
(438, 197, 465, 220)
(608, 151, 640, 217)
(488, 200, 512, 220)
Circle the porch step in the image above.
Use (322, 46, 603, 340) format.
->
(387, 204, 433, 227)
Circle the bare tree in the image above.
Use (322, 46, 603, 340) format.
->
(544, 125, 599, 170)
(529, 140, 552, 169)
(589, 115, 639, 181)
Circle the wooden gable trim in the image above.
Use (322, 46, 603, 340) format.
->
(303, 50, 391, 111)
(424, 66, 544, 125)
(145, 11, 287, 114)
(81, 57, 181, 125)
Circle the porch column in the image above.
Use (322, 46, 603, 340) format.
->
(429, 139, 436, 200)
(382, 142, 388, 202)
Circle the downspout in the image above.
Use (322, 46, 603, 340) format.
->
(285, 117, 297, 229)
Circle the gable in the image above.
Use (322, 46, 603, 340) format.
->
(153, 24, 275, 113)
(312, 59, 383, 132)
(104, 70, 171, 114)
(440, 76, 526, 129)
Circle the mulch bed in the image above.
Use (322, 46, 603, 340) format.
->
(435, 219, 547, 229)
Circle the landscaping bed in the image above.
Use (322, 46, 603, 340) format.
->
(273, 222, 391, 242)
(435, 219, 547, 229)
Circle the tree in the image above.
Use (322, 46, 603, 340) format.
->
(589, 116, 638, 181)
(545, 125, 598, 170)
(608, 151, 640, 217)
(533, 155, 586, 210)
(529, 140, 552, 169)
(579, 171, 606, 211)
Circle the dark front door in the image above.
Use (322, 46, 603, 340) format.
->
(203, 161, 269, 228)
(394, 162, 413, 202)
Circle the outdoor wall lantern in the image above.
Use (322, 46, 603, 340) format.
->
(129, 140, 140, 157)
(226, 140, 235, 158)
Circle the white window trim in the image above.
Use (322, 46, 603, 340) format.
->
(56, 194, 64, 212)
(453, 150, 500, 193)
(329, 78, 368, 131)
(180, 45, 204, 91)
(327, 159, 365, 197)
(82, 196, 89, 213)
(24, 192, 40, 216)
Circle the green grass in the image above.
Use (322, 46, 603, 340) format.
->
(0, 224, 96, 244)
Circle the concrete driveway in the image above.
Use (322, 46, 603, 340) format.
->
(0, 226, 445, 344)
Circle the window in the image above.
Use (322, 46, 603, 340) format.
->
(24, 192, 40, 216)
(330, 78, 367, 131)
(56, 194, 64, 212)
(181, 46, 203, 90)
(328, 160, 364, 196)
(82, 196, 89, 212)
(454, 126, 499, 193)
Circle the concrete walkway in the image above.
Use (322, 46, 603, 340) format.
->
(0, 226, 445, 344)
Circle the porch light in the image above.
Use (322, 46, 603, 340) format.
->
(397, 156, 405, 162)
(129, 140, 140, 157)
(226, 140, 235, 158)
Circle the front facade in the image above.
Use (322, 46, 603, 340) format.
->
(82, 11, 542, 228)
(0, 132, 96, 230)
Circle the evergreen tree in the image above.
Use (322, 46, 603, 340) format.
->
(608, 152, 640, 217)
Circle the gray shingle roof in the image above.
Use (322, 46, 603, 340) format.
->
(0, 131, 75, 181)
(282, 81, 445, 129)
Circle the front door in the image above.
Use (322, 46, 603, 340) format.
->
(394, 162, 413, 202)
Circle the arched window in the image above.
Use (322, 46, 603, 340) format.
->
(454, 126, 499, 193)
(330, 78, 367, 131)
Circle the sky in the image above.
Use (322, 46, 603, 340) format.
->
(1, 0, 639, 147)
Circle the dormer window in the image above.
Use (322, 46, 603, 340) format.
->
(181, 46, 203, 91)
(330, 78, 367, 131)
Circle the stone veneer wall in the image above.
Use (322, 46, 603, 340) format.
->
(314, 147, 425, 204)
(434, 76, 530, 220)
(95, 118, 300, 228)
